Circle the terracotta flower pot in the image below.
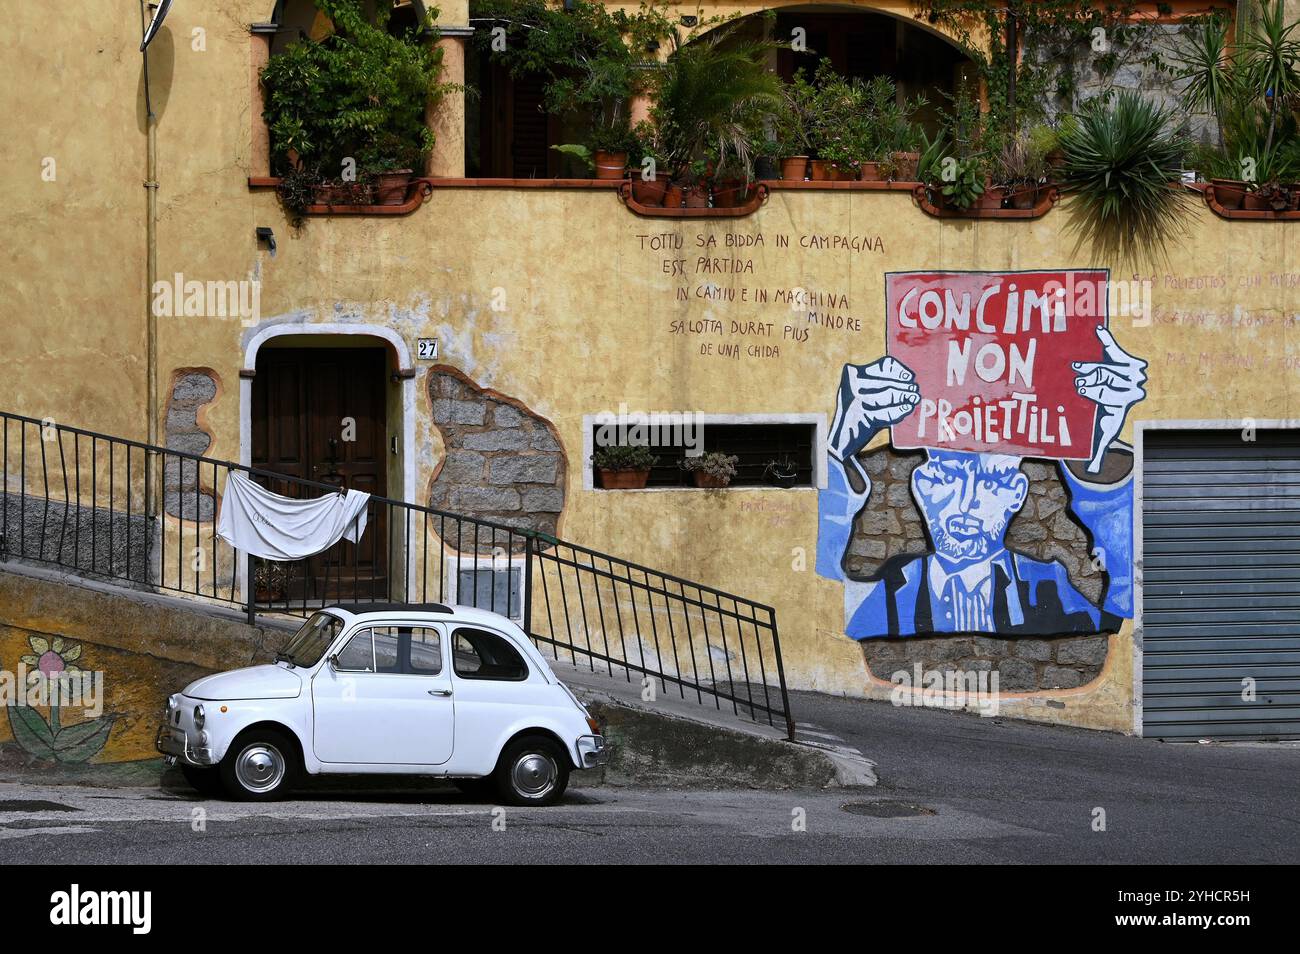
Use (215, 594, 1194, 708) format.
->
(890, 151, 920, 181)
(663, 183, 685, 208)
(978, 184, 1006, 211)
(598, 468, 651, 490)
(683, 183, 710, 208)
(691, 471, 729, 488)
(809, 159, 833, 181)
(780, 156, 809, 181)
(630, 174, 668, 206)
(858, 161, 885, 182)
(1211, 178, 1248, 210)
(593, 150, 628, 180)
(711, 180, 753, 208)
(375, 169, 413, 205)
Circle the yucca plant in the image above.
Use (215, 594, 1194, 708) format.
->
(1174, 17, 1237, 149)
(1059, 91, 1191, 258)
(1243, 0, 1300, 155)
(650, 24, 785, 181)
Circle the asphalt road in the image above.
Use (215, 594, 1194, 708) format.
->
(0, 692, 1295, 864)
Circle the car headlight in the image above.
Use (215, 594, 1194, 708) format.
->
(193, 705, 205, 729)
(166, 694, 178, 714)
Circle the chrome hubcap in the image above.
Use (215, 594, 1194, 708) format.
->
(511, 752, 557, 799)
(235, 743, 285, 794)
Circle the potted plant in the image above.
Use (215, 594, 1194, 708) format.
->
(874, 82, 927, 182)
(1058, 91, 1191, 257)
(935, 155, 986, 211)
(680, 452, 739, 489)
(260, 0, 448, 217)
(476, 0, 671, 181)
(994, 135, 1049, 210)
(775, 69, 817, 180)
(628, 123, 670, 205)
(763, 457, 800, 488)
(650, 22, 783, 199)
(710, 152, 754, 208)
(858, 75, 922, 182)
(1029, 123, 1066, 179)
(592, 445, 658, 490)
(807, 61, 864, 181)
(682, 159, 712, 208)
(253, 559, 290, 603)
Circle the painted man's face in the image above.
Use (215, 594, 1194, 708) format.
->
(910, 450, 1028, 565)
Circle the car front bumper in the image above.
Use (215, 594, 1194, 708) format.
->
(155, 724, 215, 767)
(576, 734, 608, 768)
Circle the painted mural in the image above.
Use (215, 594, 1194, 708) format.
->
(817, 270, 1146, 640)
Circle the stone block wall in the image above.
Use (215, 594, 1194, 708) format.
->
(163, 370, 218, 521)
(427, 367, 566, 551)
(847, 446, 1110, 691)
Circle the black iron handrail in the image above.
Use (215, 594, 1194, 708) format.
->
(0, 410, 793, 737)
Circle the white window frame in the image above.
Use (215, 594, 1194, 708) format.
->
(580, 411, 828, 491)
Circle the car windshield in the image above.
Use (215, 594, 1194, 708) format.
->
(278, 612, 344, 668)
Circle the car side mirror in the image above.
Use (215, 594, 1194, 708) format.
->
(328, 654, 340, 671)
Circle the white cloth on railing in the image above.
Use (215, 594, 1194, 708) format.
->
(216, 471, 370, 560)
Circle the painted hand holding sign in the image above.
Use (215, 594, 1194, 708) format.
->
(817, 270, 1146, 640)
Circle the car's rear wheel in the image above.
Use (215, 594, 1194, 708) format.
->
(493, 736, 569, 807)
(180, 765, 224, 797)
(219, 729, 298, 801)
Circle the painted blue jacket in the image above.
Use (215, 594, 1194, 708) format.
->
(816, 456, 1133, 640)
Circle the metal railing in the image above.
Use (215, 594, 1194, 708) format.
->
(0, 410, 793, 736)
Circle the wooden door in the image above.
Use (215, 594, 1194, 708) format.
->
(251, 347, 388, 602)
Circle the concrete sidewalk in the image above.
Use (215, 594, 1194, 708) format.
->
(551, 657, 876, 789)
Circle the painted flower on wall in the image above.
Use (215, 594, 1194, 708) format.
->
(6, 636, 114, 764)
(20, 636, 83, 676)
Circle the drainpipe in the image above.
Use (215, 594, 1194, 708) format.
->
(141, 2, 160, 513)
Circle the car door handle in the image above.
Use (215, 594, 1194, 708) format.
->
(427, 689, 452, 697)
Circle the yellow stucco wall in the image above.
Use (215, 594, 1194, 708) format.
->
(3, 2, 1299, 736)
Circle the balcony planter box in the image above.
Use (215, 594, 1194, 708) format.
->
(1211, 178, 1248, 210)
(375, 169, 414, 205)
(1005, 183, 1041, 210)
(780, 156, 809, 181)
(1242, 190, 1271, 212)
(594, 151, 628, 180)
(597, 468, 651, 490)
(312, 182, 375, 206)
(630, 174, 669, 206)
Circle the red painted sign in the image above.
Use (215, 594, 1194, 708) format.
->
(886, 269, 1108, 460)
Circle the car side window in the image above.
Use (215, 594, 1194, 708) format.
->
(350, 626, 443, 676)
(407, 627, 443, 675)
(334, 631, 374, 672)
(452, 627, 528, 681)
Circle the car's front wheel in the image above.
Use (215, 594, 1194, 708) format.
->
(494, 736, 570, 807)
(219, 729, 298, 801)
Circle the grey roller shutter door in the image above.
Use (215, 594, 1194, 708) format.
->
(1142, 429, 1300, 739)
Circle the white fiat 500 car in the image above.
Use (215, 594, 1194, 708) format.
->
(156, 603, 606, 806)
